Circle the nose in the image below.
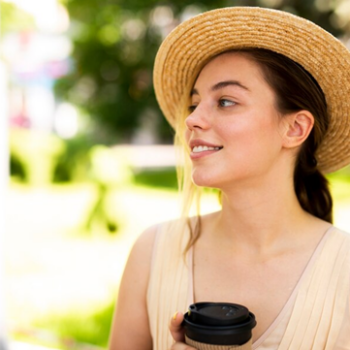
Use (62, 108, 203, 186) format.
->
(185, 104, 211, 131)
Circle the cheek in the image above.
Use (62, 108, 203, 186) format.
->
(245, 125, 283, 167)
(224, 118, 281, 156)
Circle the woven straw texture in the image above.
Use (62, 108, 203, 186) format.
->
(185, 336, 252, 350)
(153, 7, 350, 173)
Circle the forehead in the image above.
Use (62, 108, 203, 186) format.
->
(194, 52, 266, 88)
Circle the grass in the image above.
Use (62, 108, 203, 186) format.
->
(30, 301, 115, 350)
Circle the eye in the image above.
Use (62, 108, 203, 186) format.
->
(188, 105, 197, 113)
(219, 99, 236, 107)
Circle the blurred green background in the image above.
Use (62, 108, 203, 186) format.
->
(2, 0, 350, 349)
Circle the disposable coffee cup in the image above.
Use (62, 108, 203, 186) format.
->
(183, 302, 256, 350)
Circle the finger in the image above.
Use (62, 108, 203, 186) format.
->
(169, 312, 185, 343)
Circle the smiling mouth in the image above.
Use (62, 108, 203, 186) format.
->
(192, 145, 223, 153)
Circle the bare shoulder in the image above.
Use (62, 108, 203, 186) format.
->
(108, 224, 159, 350)
(118, 224, 159, 293)
(118, 223, 159, 292)
(129, 223, 158, 267)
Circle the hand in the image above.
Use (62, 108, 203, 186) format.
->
(169, 312, 197, 350)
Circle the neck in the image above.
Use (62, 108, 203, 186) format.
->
(212, 172, 314, 256)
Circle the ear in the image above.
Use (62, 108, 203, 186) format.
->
(281, 111, 314, 149)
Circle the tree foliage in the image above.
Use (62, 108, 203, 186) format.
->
(55, 0, 346, 144)
(0, 1, 35, 36)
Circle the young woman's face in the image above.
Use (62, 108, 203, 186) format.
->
(185, 52, 287, 189)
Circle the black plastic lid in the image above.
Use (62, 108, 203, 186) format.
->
(187, 302, 250, 326)
(183, 302, 256, 345)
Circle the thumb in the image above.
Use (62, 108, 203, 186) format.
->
(169, 312, 185, 343)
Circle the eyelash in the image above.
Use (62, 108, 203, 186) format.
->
(188, 99, 236, 113)
(188, 105, 196, 113)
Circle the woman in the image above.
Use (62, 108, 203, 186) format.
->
(109, 7, 350, 349)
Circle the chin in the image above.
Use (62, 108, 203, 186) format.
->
(191, 173, 220, 188)
(191, 169, 248, 190)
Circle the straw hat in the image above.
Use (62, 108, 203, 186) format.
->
(153, 6, 350, 173)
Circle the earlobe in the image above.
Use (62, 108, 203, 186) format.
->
(282, 111, 314, 149)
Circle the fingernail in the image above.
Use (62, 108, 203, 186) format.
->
(172, 312, 178, 320)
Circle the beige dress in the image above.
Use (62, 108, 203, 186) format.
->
(147, 222, 350, 349)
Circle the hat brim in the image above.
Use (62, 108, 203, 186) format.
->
(153, 6, 350, 173)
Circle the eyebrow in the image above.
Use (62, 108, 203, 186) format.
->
(190, 80, 250, 96)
